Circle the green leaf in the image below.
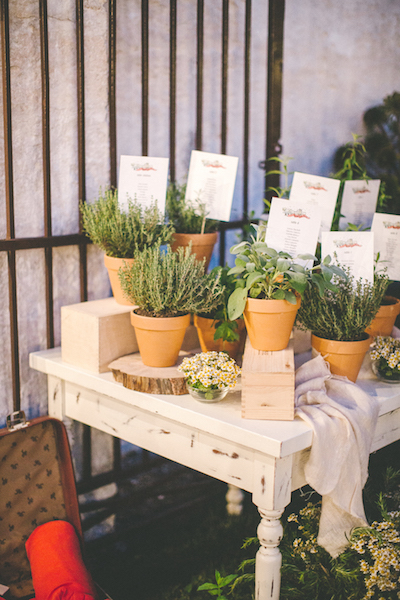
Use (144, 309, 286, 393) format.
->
(288, 271, 307, 284)
(228, 265, 245, 275)
(230, 241, 248, 254)
(277, 258, 290, 272)
(284, 290, 297, 304)
(249, 286, 262, 298)
(246, 271, 265, 290)
(245, 261, 256, 272)
(197, 583, 219, 591)
(297, 253, 316, 262)
(272, 289, 285, 300)
(227, 287, 248, 321)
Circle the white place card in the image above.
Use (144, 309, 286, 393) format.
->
(185, 150, 238, 222)
(265, 198, 321, 265)
(289, 172, 341, 234)
(339, 179, 380, 230)
(321, 231, 374, 285)
(371, 213, 400, 281)
(118, 155, 169, 213)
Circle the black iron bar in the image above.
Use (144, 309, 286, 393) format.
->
(0, 233, 89, 251)
(39, 0, 54, 349)
(1, 0, 20, 412)
(195, 0, 204, 150)
(141, 0, 149, 156)
(109, 0, 117, 188)
(265, 0, 285, 200)
(221, 0, 229, 156)
(169, 0, 177, 182)
(243, 0, 251, 222)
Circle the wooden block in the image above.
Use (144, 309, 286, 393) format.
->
(108, 352, 189, 395)
(241, 337, 295, 420)
(61, 298, 139, 373)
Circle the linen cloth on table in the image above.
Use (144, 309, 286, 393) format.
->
(294, 354, 379, 558)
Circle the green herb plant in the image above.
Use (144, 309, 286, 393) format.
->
(296, 266, 389, 342)
(226, 224, 345, 322)
(263, 155, 294, 212)
(199, 266, 243, 344)
(80, 188, 173, 258)
(166, 181, 219, 234)
(118, 244, 224, 318)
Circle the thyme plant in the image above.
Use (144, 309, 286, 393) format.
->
(80, 188, 173, 258)
(296, 268, 389, 341)
(166, 181, 219, 234)
(118, 245, 224, 318)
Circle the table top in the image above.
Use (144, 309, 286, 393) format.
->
(30, 348, 400, 460)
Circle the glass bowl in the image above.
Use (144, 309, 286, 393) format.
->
(186, 385, 229, 403)
(372, 360, 400, 384)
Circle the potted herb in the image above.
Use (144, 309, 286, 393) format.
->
(193, 266, 246, 361)
(166, 181, 219, 270)
(227, 224, 343, 352)
(80, 188, 173, 305)
(118, 245, 224, 367)
(178, 351, 241, 403)
(296, 268, 389, 382)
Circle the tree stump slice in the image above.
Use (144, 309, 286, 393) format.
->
(108, 352, 193, 395)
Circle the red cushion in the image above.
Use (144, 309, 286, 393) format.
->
(25, 521, 98, 600)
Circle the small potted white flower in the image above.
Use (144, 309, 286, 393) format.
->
(178, 351, 241, 403)
(370, 336, 400, 383)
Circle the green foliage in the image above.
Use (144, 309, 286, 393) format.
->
(226, 224, 345, 322)
(118, 244, 224, 318)
(363, 91, 400, 215)
(199, 266, 242, 343)
(80, 188, 173, 258)
(166, 181, 219, 234)
(296, 267, 390, 341)
(197, 570, 238, 600)
(263, 155, 294, 211)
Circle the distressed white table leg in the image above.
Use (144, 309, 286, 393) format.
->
(255, 508, 284, 600)
(226, 484, 244, 515)
(47, 375, 65, 420)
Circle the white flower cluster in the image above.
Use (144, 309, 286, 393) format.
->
(370, 336, 400, 371)
(178, 351, 241, 390)
(350, 520, 400, 600)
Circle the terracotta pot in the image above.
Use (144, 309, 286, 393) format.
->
(365, 296, 400, 337)
(243, 296, 301, 352)
(193, 315, 246, 361)
(104, 255, 135, 306)
(311, 334, 372, 383)
(170, 232, 218, 271)
(130, 311, 190, 367)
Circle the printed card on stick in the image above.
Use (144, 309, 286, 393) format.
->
(185, 150, 238, 222)
(321, 231, 374, 285)
(265, 198, 321, 265)
(339, 179, 380, 230)
(118, 155, 169, 213)
(289, 172, 340, 234)
(371, 213, 400, 281)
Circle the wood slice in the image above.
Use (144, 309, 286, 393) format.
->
(108, 351, 198, 395)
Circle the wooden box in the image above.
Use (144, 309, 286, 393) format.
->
(241, 337, 295, 420)
(61, 297, 139, 373)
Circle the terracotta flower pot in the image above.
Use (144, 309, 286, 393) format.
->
(193, 315, 246, 361)
(311, 334, 372, 383)
(170, 232, 218, 271)
(104, 254, 135, 306)
(365, 296, 400, 337)
(130, 311, 190, 367)
(243, 296, 301, 352)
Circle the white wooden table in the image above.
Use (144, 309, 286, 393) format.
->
(29, 348, 400, 600)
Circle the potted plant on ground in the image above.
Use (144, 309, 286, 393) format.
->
(296, 267, 389, 382)
(80, 188, 173, 305)
(118, 244, 224, 367)
(193, 266, 246, 361)
(226, 224, 343, 352)
(166, 181, 219, 270)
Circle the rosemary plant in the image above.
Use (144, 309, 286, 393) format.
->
(80, 188, 173, 259)
(296, 267, 389, 341)
(166, 181, 219, 234)
(118, 245, 224, 318)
